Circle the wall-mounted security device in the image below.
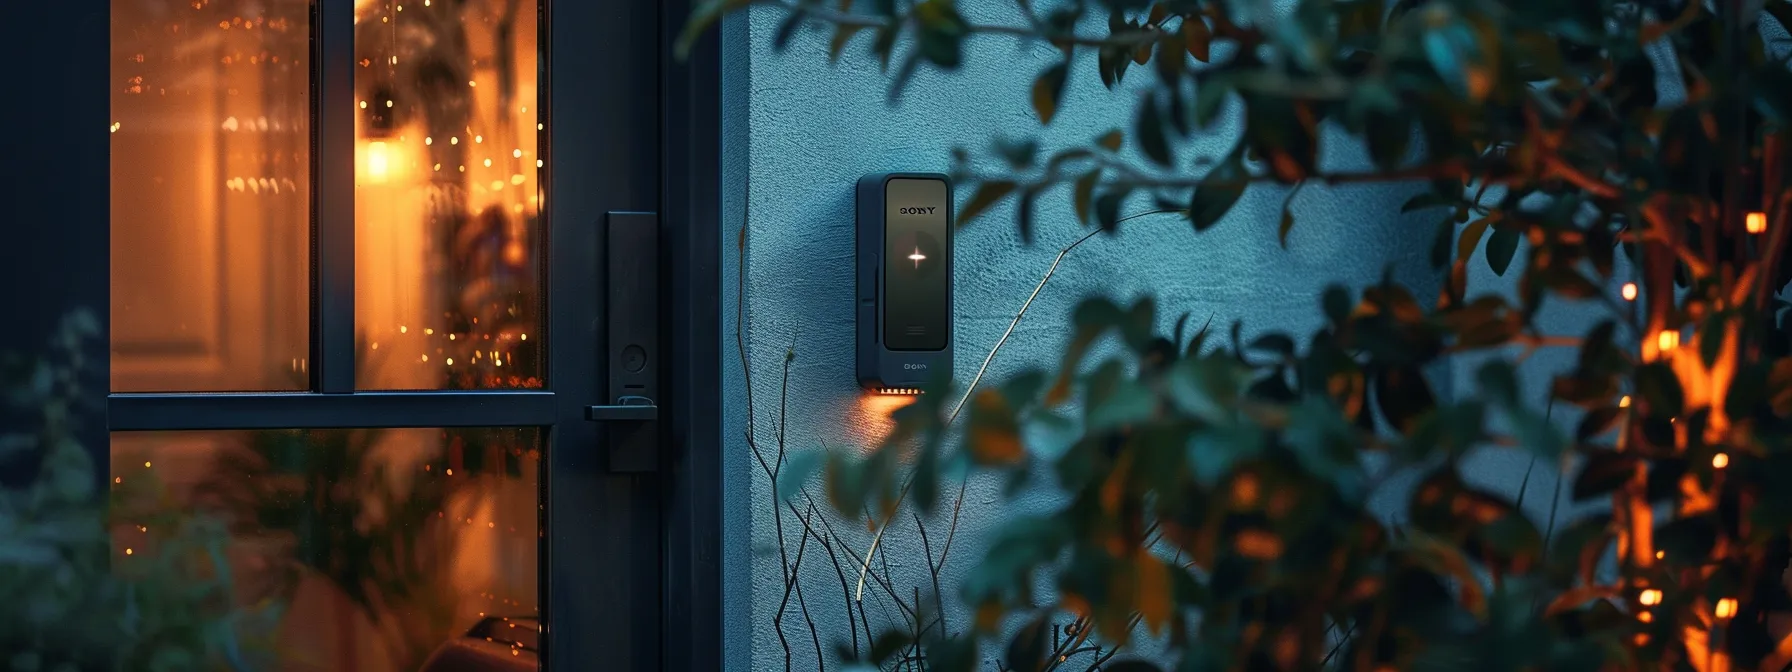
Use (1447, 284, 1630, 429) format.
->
(857, 173, 953, 395)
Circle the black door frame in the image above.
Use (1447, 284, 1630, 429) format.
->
(5, 0, 722, 669)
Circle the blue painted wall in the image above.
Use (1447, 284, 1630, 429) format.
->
(718, 4, 1597, 668)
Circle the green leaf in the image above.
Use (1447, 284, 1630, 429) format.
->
(1374, 365, 1436, 433)
(1770, 359, 1792, 416)
(825, 454, 869, 516)
(871, 25, 900, 71)
(966, 389, 1025, 465)
(913, 0, 967, 67)
(1575, 407, 1622, 441)
(922, 635, 978, 672)
(958, 181, 1015, 227)
(1402, 192, 1460, 213)
(993, 137, 1040, 169)
(1698, 314, 1726, 369)
(1074, 171, 1101, 224)
(1485, 226, 1520, 276)
(1088, 377, 1156, 432)
(913, 433, 941, 516)
(1429, 215, 1454, 269)
(1572, 451, 1638, 501)
(1323, 285, 1353, 325)
(1183, 16, 1212, 62)
(1635, 361, 1685, 418)
(777, 450, 825, 501)
(1365, 110, 1411, 171)
(1031, 62, 1069, 125)
(1190, 155, 1246, 231)
(1193, 77, 1232, 128)
(1476, 360, 1519, 406)
(829, 23, 868, 62)
(1097, 129, 1125, 152)
(1655, 515, 1718, 564)
(772, 7, 809, 51)
(1458, 217, 1492, 262)
(1137, 93, 1172, 166)
(1015, 187, 1038, 244)
(1248, 333, 1297, 359)
(867, 629, 913, 665)
(1005, 614, 1051, 672)
(1169, 356, 1252, 424)
(1422, 17, 1494, 101)
(1095, 189, 1130, 231)
(1188, 424, 1266, 485)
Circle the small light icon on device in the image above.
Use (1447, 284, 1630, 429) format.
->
(909, 247, 927, 268)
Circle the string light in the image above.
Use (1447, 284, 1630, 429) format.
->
(1717, 597, 1739, 619)
(1747, 211, 1767, 234)
(1621, 282, 1637, 301)
(1657, 329, 1681, 352)
(1713, 453, 1730, 469)
(1640, 589, 1663, 606)
(1619, 395, 1631, 408)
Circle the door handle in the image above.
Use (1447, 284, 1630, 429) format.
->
(586, 396, 658, 422)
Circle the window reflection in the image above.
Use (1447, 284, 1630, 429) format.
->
(109, 0, 312, 392)
(110, 428, 541, 672)
(353, 0, 544, 391)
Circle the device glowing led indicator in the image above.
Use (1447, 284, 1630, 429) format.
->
(908, 247, 927, 268)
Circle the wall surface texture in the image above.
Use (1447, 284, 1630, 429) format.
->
(718, 4, 1604, 669)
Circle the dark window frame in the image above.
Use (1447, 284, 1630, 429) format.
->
(10, 0, 724, 669)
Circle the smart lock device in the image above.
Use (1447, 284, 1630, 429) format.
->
(857, 173, 953, 394)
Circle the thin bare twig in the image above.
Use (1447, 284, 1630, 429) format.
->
(854, 209, 1188, 601)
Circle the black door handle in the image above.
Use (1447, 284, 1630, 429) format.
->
(585, 403, 658, 422)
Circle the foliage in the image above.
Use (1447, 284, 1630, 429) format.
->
(0, 311, 281, 672)
(691, 0, 1792, 670)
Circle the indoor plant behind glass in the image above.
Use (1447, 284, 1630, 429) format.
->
(0, 310, 281, 672)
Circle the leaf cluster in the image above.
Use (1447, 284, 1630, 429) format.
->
(0, 311, 279, 672)
(688, 0, 1792, 669)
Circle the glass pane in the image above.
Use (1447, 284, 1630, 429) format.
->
(110, 0, 312, 392)
(353, 0, 544, 390)
(110, 427, 542, 672)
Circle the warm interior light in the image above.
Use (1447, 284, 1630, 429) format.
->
(366, 140, 393, 181)
(1747, 211, 1767, 234)
(1640, 589, 1663, 606)
(1621, 282, 1638, 301)
(1717, 597, 1739, 619)
(1657, 329, 1681, 352)
(1619, 395, 1631, 408)
(1713, 453, 1730, 469)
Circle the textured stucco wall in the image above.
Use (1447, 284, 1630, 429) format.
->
(717, 4, 1596, 669)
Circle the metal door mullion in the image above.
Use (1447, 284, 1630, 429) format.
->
(312, 0, 357, 394)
